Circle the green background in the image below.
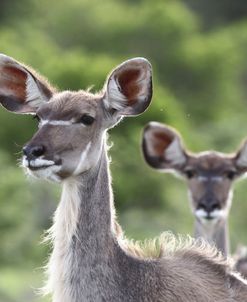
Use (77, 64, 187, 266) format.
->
(1, 0, 247, 301)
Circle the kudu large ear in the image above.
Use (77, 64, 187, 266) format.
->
(0, 54, 54, 114)
(235, 139, 247, 172)
(142, 122, 187, 171)
(103, 57, 152, 117)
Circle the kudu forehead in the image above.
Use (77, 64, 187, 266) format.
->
(187, 154, 234, 206)
(37, 91, 103, 121)
(186, 152, 235, 174)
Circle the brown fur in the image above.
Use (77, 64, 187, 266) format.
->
(118, 68, 141, 104)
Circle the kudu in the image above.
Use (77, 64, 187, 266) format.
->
(0, 54, 247, 302)
(234, 246, 247, 277)
(142, 122, 247, 275)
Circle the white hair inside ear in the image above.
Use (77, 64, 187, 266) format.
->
(165, 138, 187, 166)
(26, 73, 48, 108)
(236, 142, 247, 167)
(103, 76, 127, 111)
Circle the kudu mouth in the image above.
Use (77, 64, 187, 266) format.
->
(204, 214, 214, 221)
(195, 206, 225, 224)
(22, 155, 62, 171)
(22, 143, 62, 171)
(22, 154, 63, 183)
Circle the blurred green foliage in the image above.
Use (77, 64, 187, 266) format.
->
(1, 0, 247, 300)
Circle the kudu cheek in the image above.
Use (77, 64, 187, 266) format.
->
(72, 142, 92, 175)
(24, 164, 62, 182)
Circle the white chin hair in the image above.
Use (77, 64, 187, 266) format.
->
(22, 157, 62, 182)
(26, 165, 62, 182)
(195, 208, 225, 225)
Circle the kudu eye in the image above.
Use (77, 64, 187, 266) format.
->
(79, 114, 95, 126)
(225, 170, 236, 180)
(184, 169, 196, 179)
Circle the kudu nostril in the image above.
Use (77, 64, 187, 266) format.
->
(23, 145, 45, 158)
(210, 203, 220, 211)
(198, 200, 220, 213)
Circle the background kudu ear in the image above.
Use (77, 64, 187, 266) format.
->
(235, 139, 247, 172)
(142, 122, 187, 171)
(103, 57, 152, 116)
(0, 54, 54, 114)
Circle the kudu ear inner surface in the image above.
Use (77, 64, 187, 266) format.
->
(152, 131, 174, 157)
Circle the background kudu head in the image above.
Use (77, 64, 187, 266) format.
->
(142, 122, 247, 255)
(0, 54, 152, 182)
(234, 245, 247, 277)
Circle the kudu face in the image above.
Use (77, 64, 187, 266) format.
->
(0, 54, 152, 182)
(22, 91, 107, 181)
(142, 122, 247, 225)
(184, 154, 235, 224)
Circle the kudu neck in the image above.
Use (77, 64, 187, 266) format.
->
(52, 139, 117, 254)
(47, 138, 118, 301)
(72, 143, 116, 247)
(194, 218, 229, 256)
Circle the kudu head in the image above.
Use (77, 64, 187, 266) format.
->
(142, 122, 247, 225)
(0, 54, 152, 182)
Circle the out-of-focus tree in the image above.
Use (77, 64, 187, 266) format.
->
(184, 0, 247, 29)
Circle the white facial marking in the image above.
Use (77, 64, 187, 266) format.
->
(73, 142, 92, 175)
(22, 156, 55, 168)
(211, 176, 223, 182)
(209, 209, 227, 219)
(165, 138, 186, 166)
(40, 120, 73, 127)
(195, 208, 208, 219)
(27, 164, 61, 182)
(197, 176, 207, 182)
(197, 176, 223, 182)
(22, 157, 29, 168)
(22, 156, 61, 182)
(195, 208, 227, 224)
